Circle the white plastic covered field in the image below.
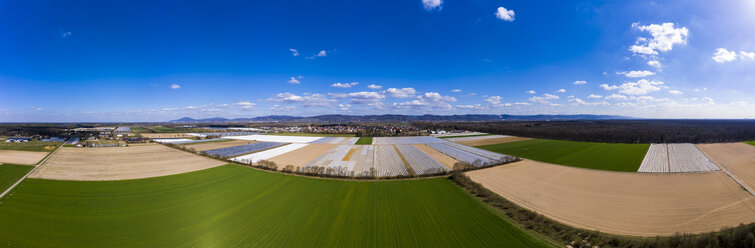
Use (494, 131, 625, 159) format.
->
(152, 138, 194, 144)
(231, 143, 309, 164)
(638, 143, 719, 173)
(372, 136, 446, 145)
(227, 135, 326, 144)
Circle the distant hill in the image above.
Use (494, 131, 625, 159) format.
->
(169, 114, 633, 123)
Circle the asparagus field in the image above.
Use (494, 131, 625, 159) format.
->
(0, 165, 551, 247)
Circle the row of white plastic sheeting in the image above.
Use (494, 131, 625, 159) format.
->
(638, 144, 669, 172)
(638, 143, 719, 173)
(185, 132, 259, 138)
(231, 143, 309, 164)
(372, 136, 446, 145)
(426, 142, 514, 167)
(153, 138, 194, 144)
(374, 145, 409, 177)
(309, 137, 337, 144)
(444, 135, 509, 142)
(668, 144, 719, 172)
(395, 145, 447, 175)
(431, 132, 488, 137)
(227, 135, 325, 143)
(170, 138, 229, 145)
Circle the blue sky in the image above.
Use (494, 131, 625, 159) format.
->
(1, 0, 754, 122)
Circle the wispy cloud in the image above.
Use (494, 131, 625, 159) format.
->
(170, 84, 181, 90)
(331, 82, 359, 88)
(422, 0, 442, 10)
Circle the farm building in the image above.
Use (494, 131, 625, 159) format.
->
(6, 137, 32, 143)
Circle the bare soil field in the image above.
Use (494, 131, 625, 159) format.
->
(29, 144, 224, 181)
(413, 144, 458, 169)
(0, 150, 48, 165)
(466, 160, 755, 236)
(268, 144, 335, 168)
(140, 133, 192, 138)
(697, 142, 755, 190)
(455, 136, 532, 147)
(183, 140, 258, 152)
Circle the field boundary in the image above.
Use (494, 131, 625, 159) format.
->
(698, 146, 755, 196)
(0, 142, 63, 200)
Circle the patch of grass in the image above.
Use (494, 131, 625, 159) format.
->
(355, 137, 372, 145)
(129, 126, 150, 133)
(439, 134, 493, 139)
(745, 141, 755, 146)
(0, 165, 550, 247)
(0, 164, 33, 194)
(477, 139, 649, 172)
(0, 141, 61, 152)
(151, 126, 182, 133)
(267, 132, 356, 137)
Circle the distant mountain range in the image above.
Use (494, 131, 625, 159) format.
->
(169, 114, 633, 123)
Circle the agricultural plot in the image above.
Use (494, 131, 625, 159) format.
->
(0, 141, 60, 152)
(372, 136, 446, 145)
(477, 139, 649, 172)
(29, 144, 224, 181)
(228, 135, 325, 143)
(395, 145, 447, 175)
(445, 135, 508, 142)
(267, 144, 335, 167)
(139, 133, 192, 139)
(466, 160, 755, 236)
(0, 164, 33, 194)
(231, 143, 309, 164)
(453, 136, 532, 147)
(413, 144, 458, 169)
(0, 165, 550, 247)
(697, 142, 755, 191)
(203, 142, 285, 158)
(638, 144, 719, 173)
(0, 150, 48, 165)
(152, 138, 194, 144)
(426, 142, 514, 167)
(303, 145, 363, 176)
(182, 139, 256, 152)
(355, 137, 372, 145)
(309, 137, 337, 144)
(374, 145, 408, 177)
(185, 132, 258, 138)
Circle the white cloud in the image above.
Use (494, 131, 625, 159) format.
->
(328, 93, 347, 99)
(348, 91, 386, 106)
(422, 0, 442, 10)
(557, 89, 566, 93)
(587, 94, 603, 99)
(740, 51, 755, 60)
(617, 70, 655, 78)
(456, 104, 484, 110)
(367, 84, 383, 89)
(267, 93, 335, 107)
(599, 84, 618, 90)
(629, 22, 688, 55)
(647, 60, 661, 69)
(289, 48, 299, 57)
(451, 89, 462, 92)
(573, 80, 587, 85)
(268, 92, 304, 103)
(305, 50, 328, 59)
(485, 96, 502, 105)
(331, 82, 359, 88)
(568, 98, 587, 105)
(271, 105, 296, 111)
(669, 90, 683, 95)
(393, 92, 456, 109)
(600, 79, 663, 95)
(495, 7, 515, 21)
(386, 87, 417, 98)
(288, 77, 301, 84)
(526, 90, 536, 94)
(61, 31, 72, 38)
(337, 104, 351, 110)
(605, 94, 628, 100)
(235, 101, 254, 106)
(712, 48, 737, 63)
(702, 97, 715, 104)
(529, 94, 559, 104)
(169, 84, 181, 90)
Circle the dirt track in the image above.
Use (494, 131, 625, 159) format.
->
(0, 150, 48, 165)
(697, 143, 755, 191)
(29, 144, 224, 181)
(454, 136, 532, 147)
(268, 144, 335, 168)
(183, 140, 258, 151)
(466, 159, 755, 236)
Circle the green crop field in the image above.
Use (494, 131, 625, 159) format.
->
(0, 164, 33, 193)
(129, 126, 150, 133)
(0, 165, 551, 247)
(477, 139, 649, 172)
(267, 132, 356, 137)
(355, 137, 372, 145)
(0, 141, 61, 152)
(150, 126, 182, 133)
(746, 141, 755, 146)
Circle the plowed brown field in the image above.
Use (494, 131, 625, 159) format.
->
(466, 160, 755, 236)
(30, 144, 224, 181)
(0, 150, 48, 165)
(413, 144, 457, 169)
(697, 142, 755, 191)
(268, 144, 335, 168)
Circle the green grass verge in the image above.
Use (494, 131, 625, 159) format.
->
(355, 137, 372, 145)
(0, 165, 551, 247)
(266, 132, 356, 137)
(0, 164, 33, 194)
(745, 141, 755, 146)
(0, 141, 61, 152)
(477, 139, 650, 172)
(438, 134, 493, 139)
